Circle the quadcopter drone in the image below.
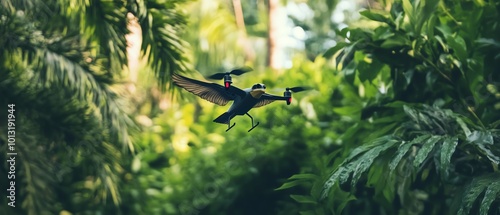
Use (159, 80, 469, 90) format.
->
(172, 67, 311, 132)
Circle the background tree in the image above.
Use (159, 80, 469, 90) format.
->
(0, 0, 189, 214)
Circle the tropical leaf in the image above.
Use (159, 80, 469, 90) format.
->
(413, 135, 442, 168)
(458, 173, 500, 215)
(322, 136, 398, 199)
(479, 181, 500, 215)
(137, 0, 189, 89)
(389, 134, 430, 171)
(440, 136, 459, 179)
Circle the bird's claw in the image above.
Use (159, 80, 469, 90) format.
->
(247, 122, 260, 132)
(226, 122, 236, 132)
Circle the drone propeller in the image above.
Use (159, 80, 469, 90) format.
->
(206, 66, 254, 80)
(282, 86, 312, 105)
(286, 86, 313, 93)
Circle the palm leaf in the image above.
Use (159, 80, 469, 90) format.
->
(134, 0, 189, 89)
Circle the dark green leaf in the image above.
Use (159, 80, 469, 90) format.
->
(380, 35, 410, 49)
(275, 180, 303, 190)
(360, 10, 390, 23)
(414, 135, 442, 168)
(288, 174, 317, 181)
(390, 134, 429, 170)
(290, 195, 317, 204)
(323, 42, 348, 59)
(479, 181, 500, 215)
(351, 139, 398, 188)
(440, 136, 458, 178)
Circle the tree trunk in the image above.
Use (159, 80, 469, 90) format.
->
(267, 0, 280, 70)
(232, 0, 255, 62)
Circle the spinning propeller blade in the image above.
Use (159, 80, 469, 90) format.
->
(206, 66, 254, 80)
(286, 86, 313, 92)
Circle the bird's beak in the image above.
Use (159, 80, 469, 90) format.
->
(250, 89, 265, 98)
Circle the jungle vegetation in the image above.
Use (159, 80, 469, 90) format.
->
(0, 0, 499, 214)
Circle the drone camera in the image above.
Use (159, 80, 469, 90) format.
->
(284, 90, 292, 105)
(224, 74, 232, 89)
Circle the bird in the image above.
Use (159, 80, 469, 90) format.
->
(172, 71, 310, 132)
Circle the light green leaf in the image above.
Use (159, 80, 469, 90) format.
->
(360, 10, 389, 23)
(467, 130, 494, 145)
(402, 0, 414, 22)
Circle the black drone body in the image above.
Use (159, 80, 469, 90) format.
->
(172, 67, 311, 132)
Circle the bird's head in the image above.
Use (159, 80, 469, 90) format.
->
(250, 83, 266, 98)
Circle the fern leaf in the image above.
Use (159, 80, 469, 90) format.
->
(479, 181, 500, 215)
(389, 134, 430, 171)
(413, 135, 441, 168)
(440, 136, 458, 179)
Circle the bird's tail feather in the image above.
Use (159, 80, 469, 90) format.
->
(213, 112, 233, 124)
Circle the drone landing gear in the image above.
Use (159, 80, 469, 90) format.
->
(246, 113, 260, 132)
(226, 121, 236, 132)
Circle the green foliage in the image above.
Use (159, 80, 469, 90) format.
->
(283, 0, 500, 214)
(0, 0, 190, 214)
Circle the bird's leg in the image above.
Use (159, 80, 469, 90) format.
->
(246, 113, 260, 132)
(226, 119, 236, 132)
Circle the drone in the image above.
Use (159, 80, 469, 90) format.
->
(172, 67, 311, 132)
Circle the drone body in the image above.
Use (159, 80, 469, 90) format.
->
(172, 68, 310, 132)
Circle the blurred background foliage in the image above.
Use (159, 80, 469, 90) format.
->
(1, 0, 500, 215)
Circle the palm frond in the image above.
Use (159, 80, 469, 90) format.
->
(133, 0, 189, 89)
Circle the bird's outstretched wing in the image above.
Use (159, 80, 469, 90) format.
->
(172, 74, 246, 106)
(253, 93, 288, 108)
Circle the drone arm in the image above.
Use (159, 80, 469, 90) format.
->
(253, 94, 288, 108)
